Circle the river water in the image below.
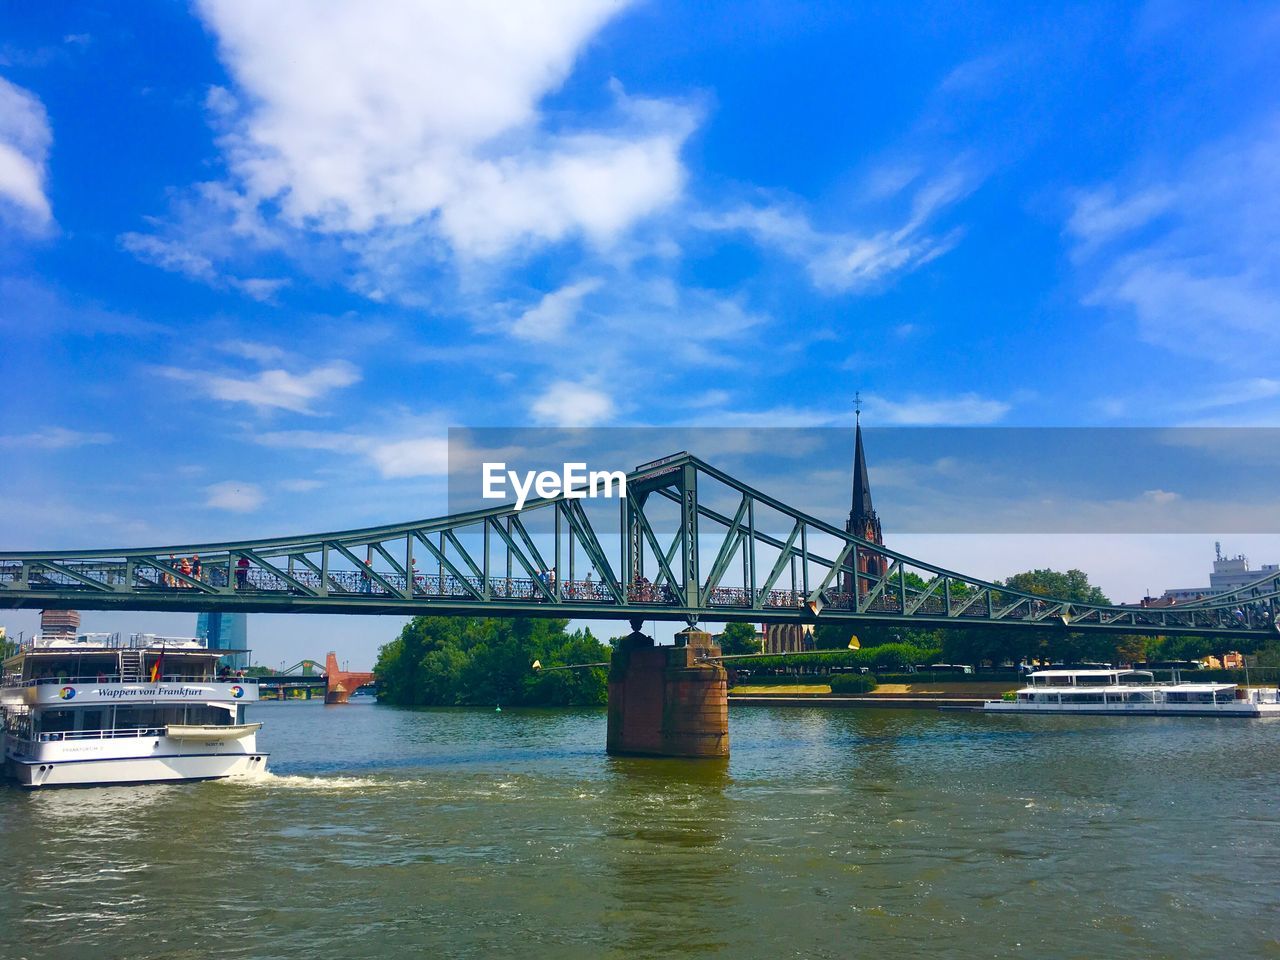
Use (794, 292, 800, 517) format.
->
(2, 700, 1278, 959)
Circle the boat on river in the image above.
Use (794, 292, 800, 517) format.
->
(1, 632, 268, 788)
(983, 668, 1280, 717)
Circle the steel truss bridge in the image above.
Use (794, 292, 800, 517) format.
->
(2, 453, 1277, 640)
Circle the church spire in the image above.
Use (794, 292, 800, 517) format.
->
(849, 416, 876, 526)
(844, 393, 885, 596)
(848, 392, 876, 528)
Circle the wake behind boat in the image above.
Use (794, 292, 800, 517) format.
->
(983, 667, 1280, 717)
(1, 632, 268, 788)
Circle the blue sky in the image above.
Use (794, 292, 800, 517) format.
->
(2, 2, 1278, 665)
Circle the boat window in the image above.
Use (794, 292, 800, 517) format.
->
(37, 709, 76, 734)
(111, 705, 232, 728)
(181, 706, 233, 726)
(1165, 692, 1216, 704)
(115, 706, 162, 728)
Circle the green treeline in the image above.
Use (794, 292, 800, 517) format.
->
(749, 641, 940, 674)
(375, 616, 610, 707)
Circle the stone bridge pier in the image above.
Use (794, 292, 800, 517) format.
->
(324, 651, 374, 704)
(606, 619, 729, 758)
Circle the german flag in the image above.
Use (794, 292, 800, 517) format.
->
(149, 650, 164, 683)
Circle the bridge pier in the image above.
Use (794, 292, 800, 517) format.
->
(324, 652, 375, 704)
(606, 619, 729, 758)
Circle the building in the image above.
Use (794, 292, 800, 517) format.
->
(763, 623, 813, 653)
(196, 612, 249, 669)
(39, 609, 80, 639)
(1161, 542, 1280, 603)
(841, 410, 887, 597)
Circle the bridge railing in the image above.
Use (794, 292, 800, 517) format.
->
(7, 553, 1276, 633)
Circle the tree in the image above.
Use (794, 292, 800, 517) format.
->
(1000, 568, 1110, 606)
(1111, 634, 1149, 666)
(374, 616, 611, 707)
(984, 568, 1115, 665)
(716, 621, 759, 655)
(813, 620, 941, 652)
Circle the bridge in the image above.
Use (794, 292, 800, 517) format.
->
(2, 452, 1277, 638)
(255, 655, 375, 703)
(5, 450, 1276, 758)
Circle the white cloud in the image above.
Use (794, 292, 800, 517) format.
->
(233, 277, 290, 301)
(256, 428, 453, 479)
(205, 480, 264, 512)
(530, 380, 615, 426)
(1142, 489, 1179, 504)
(188, 0, 693, 259)
(1066, 121, 1280, 365)
(119, 231, 289, 301)
(0, 427, 112, 449)
(702, 405, 844, 428)
(218, 339, 287, 363)
(1095, 377, 1280, 425)
(869, 392, 1010, 426)
(704, 169, 972, 293)
(120, 232, 216, 281)
(693, 391, 1010, 428)
(1066, 185, 1175, 251)
(158, 359, 361, 414)
(0, 75, 53, 228)
(366, 437, 451, 479)
(511, 277, 601, 341)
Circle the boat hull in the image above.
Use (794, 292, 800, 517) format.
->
(6, 751, 268, 788)
(983, 702, 1280, 718)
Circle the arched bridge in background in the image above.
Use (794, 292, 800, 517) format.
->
(2, 453, 1277, 641)
(256, 654, 375, 704)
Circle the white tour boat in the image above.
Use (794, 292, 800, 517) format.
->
(1, 632, 267, 788)
(983, 668, 1280, 717)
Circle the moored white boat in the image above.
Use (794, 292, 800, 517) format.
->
(1, 632, 268, 788)
(983, 668, 1280, 717)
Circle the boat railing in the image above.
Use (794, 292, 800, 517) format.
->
(21, 633, 212, 652)
(2, 674, 258, 688)
(37, 727, 167, 743)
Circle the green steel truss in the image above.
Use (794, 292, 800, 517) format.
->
(2, 453, 1276, 639)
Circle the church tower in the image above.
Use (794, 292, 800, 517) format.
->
(842, 401, 887, 596)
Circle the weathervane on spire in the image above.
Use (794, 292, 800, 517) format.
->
(854, 390, 862, 424)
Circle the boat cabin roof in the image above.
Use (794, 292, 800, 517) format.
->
(1025, 668, 1237, 692)
(1029, 669, 1150, 679)
(3, 634, 247, 672)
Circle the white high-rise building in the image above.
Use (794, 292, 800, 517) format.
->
(1162, 543, 1280, 602)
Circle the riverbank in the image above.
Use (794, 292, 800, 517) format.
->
(728, 680, 1016, 709)
(731, 694, 985, 709)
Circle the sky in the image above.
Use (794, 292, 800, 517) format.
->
(2, 1, 1278, 667)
